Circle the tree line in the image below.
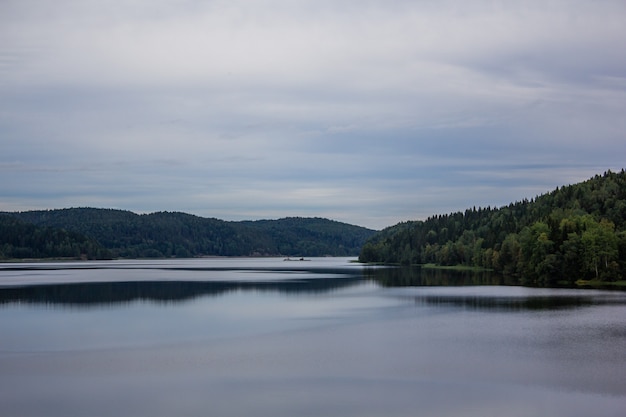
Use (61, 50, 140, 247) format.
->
(359, 169, 626, 285)
(1, 209, 375, 260)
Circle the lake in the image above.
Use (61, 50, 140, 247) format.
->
(1, 257, 625, 417)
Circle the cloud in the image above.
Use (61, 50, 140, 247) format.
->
(1, 0, 625, 229)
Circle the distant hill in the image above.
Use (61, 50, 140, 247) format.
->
(0, 214, 111, 260)
(241, 217, 376, 257)
(359, 169, 626, 285)
(3, 209, 375, 259)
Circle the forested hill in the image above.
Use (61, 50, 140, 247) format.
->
(0, 214, 111, 260)
(359, 169, 626, 285)
(2, 209, 375, 259)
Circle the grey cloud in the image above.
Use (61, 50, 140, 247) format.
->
(1, 0, 625, 229)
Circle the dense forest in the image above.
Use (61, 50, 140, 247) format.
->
(1, 209, 375, 260)
(359, 170, 626, 285)
(0, 214, 112, 260)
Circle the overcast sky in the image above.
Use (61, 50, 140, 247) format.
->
(1, 0, 625, 229)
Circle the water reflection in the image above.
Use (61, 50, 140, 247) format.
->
(366, 266, 626, 311)
(0, 276, 364, 307)
(365, 265, 518, 287)
(411, 293, 597, 311)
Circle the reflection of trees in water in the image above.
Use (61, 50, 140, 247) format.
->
(365, 266, 515, 287)
(0, 273, 364, 307)
(4, 264, 624, 310)
(411, 294, 596, 311)
(366, 266, 625, 311)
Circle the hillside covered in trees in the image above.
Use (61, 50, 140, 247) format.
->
(2, 209, 375, 260)
(359, 170, 626, 285)
(0, 214, 112, 260)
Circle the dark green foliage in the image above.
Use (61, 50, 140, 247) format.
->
(360, 169, 626, 284)
(0, 214, 111, 260)
(241, 217, 374, 256)
(4, 209, 375, 259)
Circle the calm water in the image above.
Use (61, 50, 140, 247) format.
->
(1, 258, 625, 417)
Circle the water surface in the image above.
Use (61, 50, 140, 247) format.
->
(1, 258, 625, 416)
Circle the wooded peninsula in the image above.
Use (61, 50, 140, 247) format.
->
(359, 170, 626, 286)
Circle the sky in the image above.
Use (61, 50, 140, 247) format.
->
(1, 0, 625, 230)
